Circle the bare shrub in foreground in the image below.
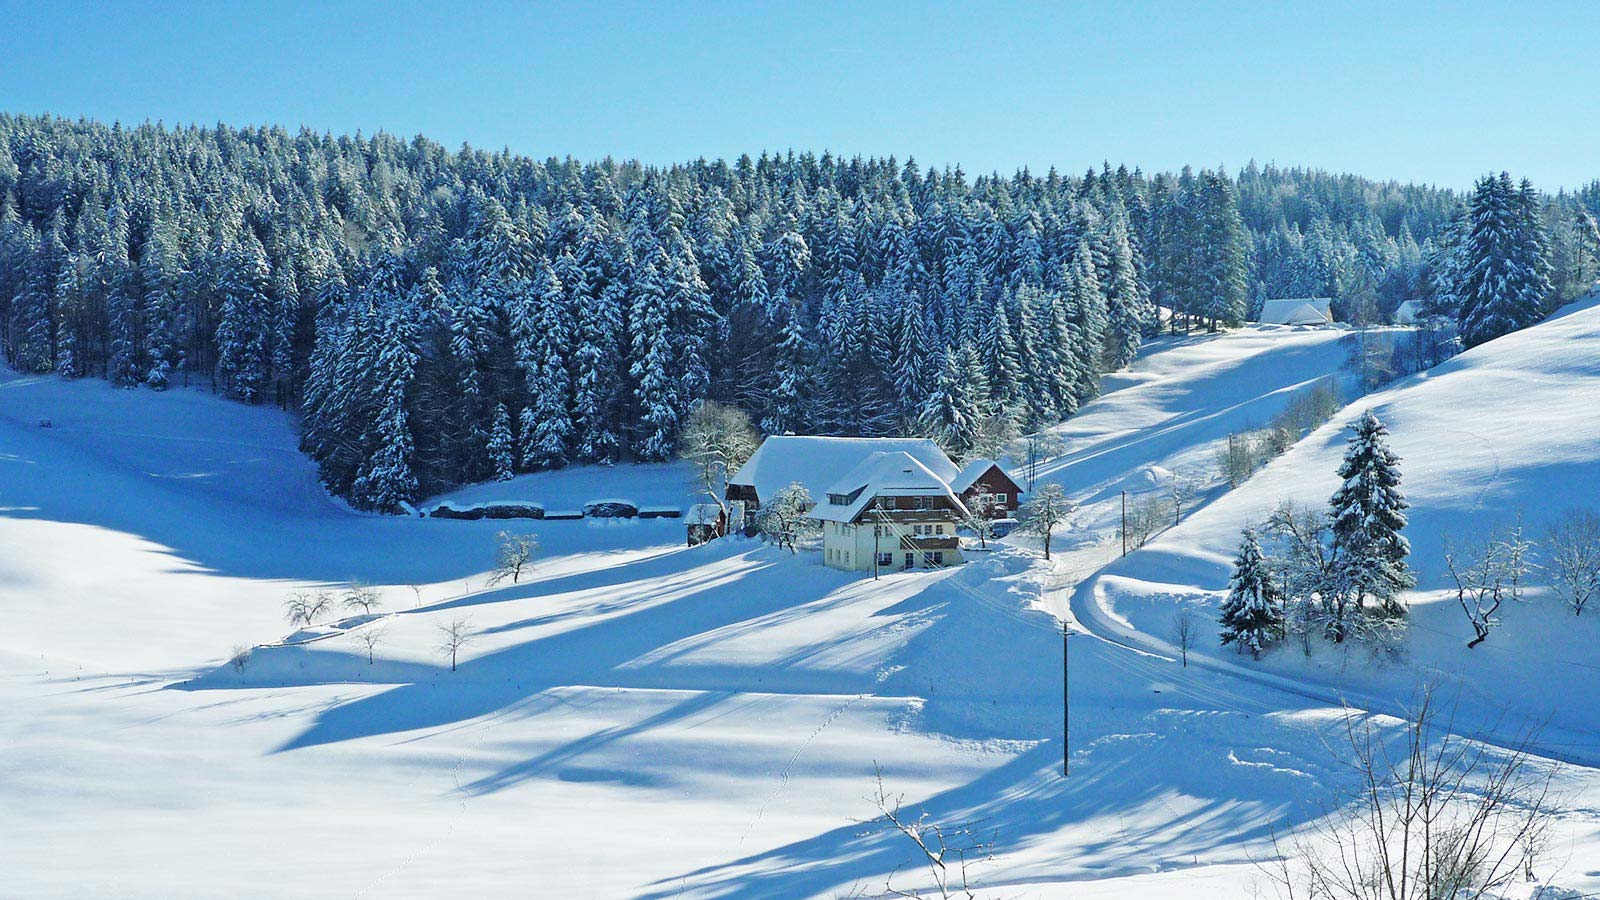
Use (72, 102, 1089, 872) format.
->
(1264, 687, 1558, 900)
(861, 765, 994, 899)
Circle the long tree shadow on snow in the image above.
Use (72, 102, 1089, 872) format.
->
(640, 634, 1355, 899)
(253, 546, 901, 752)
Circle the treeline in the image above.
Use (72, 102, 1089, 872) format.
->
(0, 114, 1593, 509)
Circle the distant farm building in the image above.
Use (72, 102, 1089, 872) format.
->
(1257, 298, 1333, 326)
(813, 452, 968, 572)
(723, 436, 1022, 573)
(685, 503, 726, 546)
(949, 458, 1023, 516)
(725, 436, 959, 513)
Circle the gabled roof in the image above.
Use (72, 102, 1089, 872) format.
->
(685, 502, 723, 526)
(810, 451, 970, 524)
(949, 458, 1020, 494)
(729, 436, 959, 504)
(1258, 297, 1333, 326)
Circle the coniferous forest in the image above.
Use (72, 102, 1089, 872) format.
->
(1, 114, 1597, 510)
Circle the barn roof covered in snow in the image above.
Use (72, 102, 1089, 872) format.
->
(729, 436, 958, 504)
(949, 458, 1019, 494)
(810, 451, 970, 523)
(1257, 298, 1333, 326)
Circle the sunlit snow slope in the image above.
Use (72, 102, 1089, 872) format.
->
(1074, 292, 1600, 752)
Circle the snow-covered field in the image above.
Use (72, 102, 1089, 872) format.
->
(5, 313, 1600, 898)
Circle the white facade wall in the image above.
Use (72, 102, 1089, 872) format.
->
(820, 520, 962, 572)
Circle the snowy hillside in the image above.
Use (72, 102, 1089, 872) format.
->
(1031, 323, 1382, 544)
(1074, 292, 1600, 750)
(5, 320, 1600, 899)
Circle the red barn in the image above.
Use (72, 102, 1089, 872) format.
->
(949, 459, 1024, 517)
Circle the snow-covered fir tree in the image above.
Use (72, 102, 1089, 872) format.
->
(1456, 173, 1550, 348)
(1218, 527, 1285, 658)
(487, 402, 516, 482)
(2, 114, 1567, 507)
(1329, 410, 1415, 621)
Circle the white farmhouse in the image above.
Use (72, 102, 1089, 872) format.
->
(810, 451, 969, 573)
(725, 435, 959, 513)
(1257, 297, 1334, 326)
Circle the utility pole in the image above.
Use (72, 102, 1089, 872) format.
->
(873, 511, 880, 581)
(1121, 490, 1128, 557)
(1062, 620, 1070, 778)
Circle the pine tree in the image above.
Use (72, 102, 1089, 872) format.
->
(919, 345, 987, 458)
(525, 265, 574, 469)
(214, 237, 275, 402)
(1101, 216, 1148, 369)
(1458, 173, 1548, 348)
(628, 255, 681, 460)
(349, 306, 419, 513)
(488, 402, 516, 481)
(978, 289, 1022, 411)
(1329, 410, 1415, 621)
(9, 225, 60, 373)
(762, 292, 811, 436)
(1219, 528, 1285, 658)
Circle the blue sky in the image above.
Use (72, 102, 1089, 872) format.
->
(3, 0, 1597, 190)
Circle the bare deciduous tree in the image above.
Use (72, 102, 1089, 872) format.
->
(679, 400, 761, 535)
(758, 482, 818, 554)
(960, 492, 1003, 550)
(354, 625, 385, 664)
(1011, 431, 1066, 492)
(437, 618, 473, 672)
(283, 590, 335, 626)
(860, 766, 994, 900)
(1265, 687, 1558, 900)
(1544, 507, 1600, 617)
(1018, 482, 1073, 560)
(1168, 474, 1197, 526)
(1218, 432, 1258, 488)
(967, 411, 1018, 463)
(1122, 492, 1170, 551)
(229, 643, 252, 676)
(1445, 523, 1535, 649)
(488, 530, 540, 586)
(1171, 611, 1197, 667)
(343, 581, 384, 616)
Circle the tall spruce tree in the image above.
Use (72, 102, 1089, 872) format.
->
(1329, 410, 1414, 621)
(1218, 528, 1285, 658)
(1458, 173, 1549, 347)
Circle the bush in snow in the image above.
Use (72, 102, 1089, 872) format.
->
(1216, 432, 1258, 489)
(1121, 492, 1170, 551)
(229, 644, 252, 676)
(1543, 507, 1600, 617)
